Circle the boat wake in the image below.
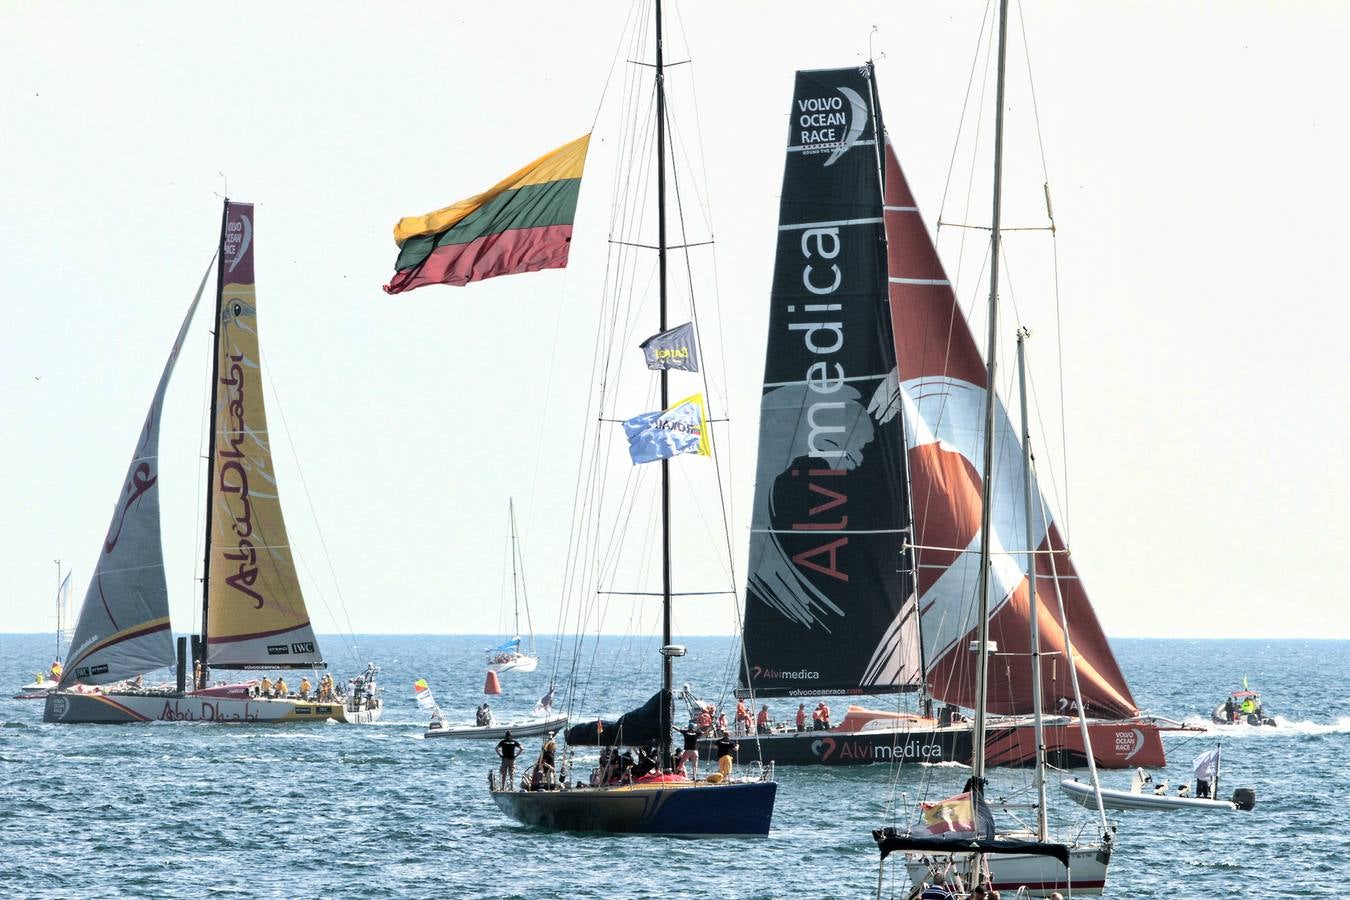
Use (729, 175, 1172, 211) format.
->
(1178, 715, 1350, 736)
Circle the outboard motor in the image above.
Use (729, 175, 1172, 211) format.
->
(1231, 788, 1257, 811)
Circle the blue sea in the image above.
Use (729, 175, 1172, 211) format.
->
(2, 634, 1346, 898)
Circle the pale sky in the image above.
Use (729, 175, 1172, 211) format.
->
(2, 1, 1346, 642)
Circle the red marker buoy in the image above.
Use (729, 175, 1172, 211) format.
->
(484, 670, 502, 695)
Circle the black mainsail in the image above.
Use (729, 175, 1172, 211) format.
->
(740, 66, 922, 698)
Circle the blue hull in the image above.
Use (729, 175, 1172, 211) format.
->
(491, 780, 777, 836)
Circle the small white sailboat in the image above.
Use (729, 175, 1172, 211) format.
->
(43, 201, 381, 725)
(15, 561, 72, 698)
(485, 500, 538, 674)
(874, 1, 1119, 893)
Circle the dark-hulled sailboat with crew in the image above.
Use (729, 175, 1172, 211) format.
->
(714, 62, 1176, 771)
(480, 0, 777, 836)
(44, 201, 381, 725)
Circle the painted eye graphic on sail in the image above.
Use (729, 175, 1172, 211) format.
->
(824, 86, 868, 168)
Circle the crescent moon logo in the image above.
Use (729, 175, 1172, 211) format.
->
(824, 86, 868, 168)
(226, 214, 252, 273)
(1122, 728, 1146, 760)
(811, 737, 836, 762)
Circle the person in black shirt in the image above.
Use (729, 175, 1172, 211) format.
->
(678, 725, 701, 779)
(495, 730, 524, 790)
(713, 734, 738, 780)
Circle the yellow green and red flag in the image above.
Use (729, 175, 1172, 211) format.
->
(384, 133, 590, 294)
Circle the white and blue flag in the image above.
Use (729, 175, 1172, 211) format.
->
(622, 393, 710, 465)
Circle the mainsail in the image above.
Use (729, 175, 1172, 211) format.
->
(59, 262, 215, 687)
(204, 202, 324, 670)
(881, 139, 1137, 719)
(740, 66, 922, 698)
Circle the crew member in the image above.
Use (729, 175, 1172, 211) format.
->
(274, 675, 289, 698)
(299, 676, 312, 700)
(796, 703, 807, 732)
(756, 704, 771, 735)
(677, 725, 701, 779)
(260, 675, 273, 697)
(495, 730, 523, 790)
(714, 734, 738, 779)
(697, 705, 713, 733)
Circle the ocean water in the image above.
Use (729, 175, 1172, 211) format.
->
(1, 634, 1345, 898)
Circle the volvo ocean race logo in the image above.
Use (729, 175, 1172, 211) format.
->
(224, 213, 251, 273)
(796, 85, 868, 167)
(1117, 727, 1147, 761)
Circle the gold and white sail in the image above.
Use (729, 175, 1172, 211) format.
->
(204, 202, 324, 670)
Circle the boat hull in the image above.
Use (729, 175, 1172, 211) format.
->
(903, 843, 1110, 897)
(491, 779, 777, 836)
(486, 653, 538, 674)
(1060, 777, 1238, 811)
(1211, 704, 1276, 727)
(42, 689, 382, 724)
(706, 717, 1166, 769)
(423, 714, 568, 740)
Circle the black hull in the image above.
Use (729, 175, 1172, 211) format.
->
(700, 716, 1169, 769)
(702, 727, 969, 767)
(491, 780, 777, 836)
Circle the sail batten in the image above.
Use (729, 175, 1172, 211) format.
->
(204, 202, 324, 670)
(739, 66, 923, 699)
(58, 260, 215, 688)
(882, 139, 1138, 719)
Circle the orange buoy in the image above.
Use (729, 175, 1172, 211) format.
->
(483, 669, 502, 695)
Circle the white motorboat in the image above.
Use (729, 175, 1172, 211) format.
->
(1061, 777, 1237, 812)
(423, 713, 569, 741)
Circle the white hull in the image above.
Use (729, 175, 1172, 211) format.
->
(15, 680, 57, 698)
(904, 843, 1109, 896)
(43, 688, 382, 724)
(486, 653, 538, 674)
(1060, 777, 1237, 812)
(424, 713, 567, 740)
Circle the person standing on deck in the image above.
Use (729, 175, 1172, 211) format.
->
(677, 725, 701, 779)
(274, 675, 289, 698)
(734, 698, 751, 735)
(756, 704, 771, 735)
(259, 675, 273, 697)
(495, 730, 523, 790)
(714, 734, 738, 779)
(796, 703, 807, 732)
(299, 676, 312, 700)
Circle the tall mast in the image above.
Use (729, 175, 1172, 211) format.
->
(971, 0, 1010, 883)
(509, 498, 521, 638)
(655, 0, 674, 772)
(972, 0, 1010, 782)
(1017, 329, 1049, 840)
(198, 199, 229, 688)
(54, 558, 62, 661)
